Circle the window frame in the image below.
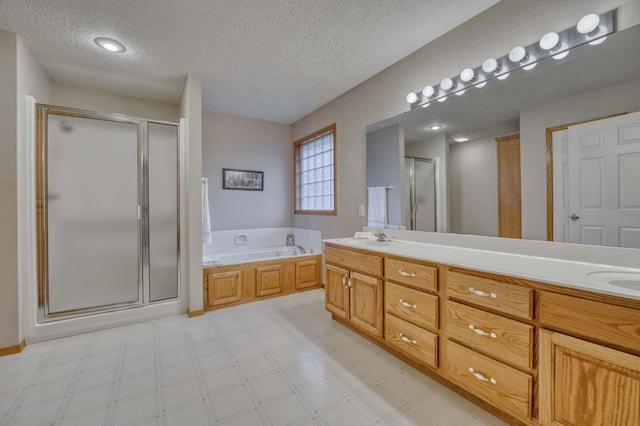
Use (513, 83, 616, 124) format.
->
(293, 123, 337, 216)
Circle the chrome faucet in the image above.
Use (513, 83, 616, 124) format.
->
(375, 229, 391, 242)
(296, 245, 306, 254)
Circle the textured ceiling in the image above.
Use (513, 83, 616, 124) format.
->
(0, 0, 499, 124)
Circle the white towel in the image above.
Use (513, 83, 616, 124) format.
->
(367, 186, 388, 228)
(202, 177, 213, 244)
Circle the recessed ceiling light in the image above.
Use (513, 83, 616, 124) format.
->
(95, 37, 126, 53)
(453, 136, 470, 143)
(428, 124, 443, 131)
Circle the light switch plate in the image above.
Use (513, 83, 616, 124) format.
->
(358, 204, 365, 217)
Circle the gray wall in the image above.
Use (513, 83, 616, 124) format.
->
(449, 137, 498, 236)
(202, 109, 292, 230)
(0, 30, 18, 349)
(291, 0, 640, 239)
(366, 125, 403, 227)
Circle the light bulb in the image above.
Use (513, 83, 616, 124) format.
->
(476, 81, 487, 88)
(589, 36, 607, 45)
(509, 46, 527, 63)
(421, 103, 430, 108)
(422, 85, 435, 97)
(460, 68, 475, 82)
(440, 78, 455, 91)
(406, 92, 418, 103)
(497, 73, 510, 80)
(523, 63, 537, 71)
(437, 96, 447, 103)
(482, 58, 499, 73)
(539, 32, 560, 50)
(553, 51, 569, 60)
(455, 89, 466, 96)
(577, 13, 600, 34)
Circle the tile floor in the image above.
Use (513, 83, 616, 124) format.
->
(0, 289, 506, 425)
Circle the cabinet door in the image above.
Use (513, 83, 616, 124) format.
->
(325, 264, 350, 319)
(208, 270, 242, 306)
(349, 272, 383, 337)
(296, 258, 320, 289)
(256, 265, 283, 297)
(539, 330, 640, 426)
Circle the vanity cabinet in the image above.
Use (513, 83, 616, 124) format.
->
(323, 241, 640, 426)
(325, 245, 383, 337)
(384, 257, 439, 368)
(444, 269, 534, 419)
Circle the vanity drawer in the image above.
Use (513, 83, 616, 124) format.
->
(445, 341, 532, 419)
(385, 282, 438, 331)
(385, 257, 437, 291)
(539, 290, 640, 352)
(446, 271, 533, 319)
(385, 314, 438, 368)
(325, 245, 382, 276)
(446, 301, 533, 371)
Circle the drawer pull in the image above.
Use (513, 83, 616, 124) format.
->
(400, 299, 417, 309)
(398, 269, 416, 278)
(468, 367, 497, 385)
(468, 287, 497, 298)
(399, 333, 417, 345)
(468, 324, 497, 339)
(342, 276, 346, 285)
(347, 277, 352, 288)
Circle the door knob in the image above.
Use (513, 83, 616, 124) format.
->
(570, 214, 580, 221)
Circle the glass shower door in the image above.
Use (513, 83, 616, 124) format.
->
(44, 113, 141, 316)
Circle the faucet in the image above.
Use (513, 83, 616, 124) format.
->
(375, 229, 391, 242)
(296, 245, 306, 254)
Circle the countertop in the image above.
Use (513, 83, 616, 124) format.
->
(323, 237, 640, 301)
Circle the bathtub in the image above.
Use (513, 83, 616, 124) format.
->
(203, 246, 313, 267)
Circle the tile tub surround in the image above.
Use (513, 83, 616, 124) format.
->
(329, 236, 640, 301)
(0, 290, 504, 426)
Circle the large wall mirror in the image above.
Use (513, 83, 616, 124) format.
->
(366, 21, 640, 249)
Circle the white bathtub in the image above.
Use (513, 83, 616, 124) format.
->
(203, 246, 314, 267)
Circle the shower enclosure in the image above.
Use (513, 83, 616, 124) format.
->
(36, 105, 179, 321)
(404, 156, 437, 231)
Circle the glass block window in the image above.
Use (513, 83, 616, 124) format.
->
(294, 124, 336, 215)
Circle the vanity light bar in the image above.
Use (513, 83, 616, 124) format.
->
(406, 11, 614, 109)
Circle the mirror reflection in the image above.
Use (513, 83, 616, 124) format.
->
(366, 22, 640, 248)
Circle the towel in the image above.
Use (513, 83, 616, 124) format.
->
(367, 186, 388, 228)
(202, 177, 213, 244)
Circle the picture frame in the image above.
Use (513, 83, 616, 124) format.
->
(222, 168, 264, 191)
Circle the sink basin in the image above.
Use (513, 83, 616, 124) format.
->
(341, 238, 394, 247)
(587, 271, 640, 290)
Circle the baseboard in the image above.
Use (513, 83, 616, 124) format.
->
(0, 339, 26, 357)
(187, 309, 205, 318)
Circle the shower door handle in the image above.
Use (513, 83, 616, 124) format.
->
(138, 205, 141, 220)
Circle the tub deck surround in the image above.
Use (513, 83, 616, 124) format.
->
(324, 238, 640, 301)
(323, 238, 640, 426)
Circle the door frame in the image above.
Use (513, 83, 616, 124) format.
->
(544, 113, 627, 241)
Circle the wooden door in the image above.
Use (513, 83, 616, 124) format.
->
(539, 330, 640, 425)
(208, 270, 242, 307)
(496, 134, 522, 238)
(349, 272, 383, 337)
(256, 265, 282, 297)
(552, 129, 570, 242)
(296, 259, 319, 289)
(567, 111, 640, 248)
(325, 264, 349, 319)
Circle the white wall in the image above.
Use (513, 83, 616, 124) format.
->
(520, 78, 640, 240)
(202, 109, 292, 231)
(449, 137, 498, 236)
(53, 84, 179, 122)
(291, 0, 640, 239)
(405, 135, 449, 232)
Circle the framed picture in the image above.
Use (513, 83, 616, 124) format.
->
(222, 168, 264, 191)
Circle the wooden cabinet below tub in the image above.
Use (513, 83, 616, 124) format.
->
(202, 254, 321, 310)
